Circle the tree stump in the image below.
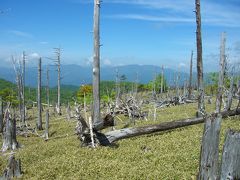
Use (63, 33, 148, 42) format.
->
(1, 155, 22, 179)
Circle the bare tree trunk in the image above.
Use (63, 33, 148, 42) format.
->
(161, 65, 164, 93)
(195, 0, 205, 116)
(226, 75, 234, 111)
(198, 114, 221, 180)
(37, 58, 43, 130)
(216, 32, 226, 114)
(22, 51, 26, 125)
(188, 51, 193, 99)
(54, 48, 61, 115)
(220, 129, 240, 179)
(44, 109, 49, 140)
(2, 110, 20, 152)
(93, 0, 101, 124)
(95, 109, 239, 145)
(115, 68, 120, 107)
(0, 97, 3, 133)
(46, 66, 50, 108)
(1, 155, 22, 179)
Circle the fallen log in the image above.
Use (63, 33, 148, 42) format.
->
(96, 108, 240, 145)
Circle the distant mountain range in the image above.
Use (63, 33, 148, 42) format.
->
(0, 64, 191, 87)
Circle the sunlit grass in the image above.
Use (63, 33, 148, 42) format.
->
(0, 100, 239, 179)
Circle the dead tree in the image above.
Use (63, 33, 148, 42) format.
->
(2, 110, 20, 152)
(198, 32, 226, 179)
(220, 129, 240, 179)
(37, 58, 43, 130)
(195, 0, 205, 116)
(76, 108, 240, 146)
(1, 155, 22, 179)
(0, 97, 3, 133)
(43, 109, 49, 140)
(225, 68, 234, 111)
(22, 51, 26, 125)
(46, 65, 50, 108)
(93, 0, 101, 124)
(216, 32, 226, 114)
(115, 68, 120, 107)
(161, 65, 164, 93)
(54, 47, 62, 115)
(188, 51, 193, 99)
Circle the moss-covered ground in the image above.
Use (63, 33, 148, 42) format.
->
(0, 101, 239, 179)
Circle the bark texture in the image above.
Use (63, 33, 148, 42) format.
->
(1, 155, 22, 179)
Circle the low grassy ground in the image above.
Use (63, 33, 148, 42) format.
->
(0, 101, 239, 179)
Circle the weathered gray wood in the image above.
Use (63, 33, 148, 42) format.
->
(161, 65, 164, 93)
(55, 47, 61, 115)
(188, 51, 193, 99)
(22, 51, 26, 125)
(220, 129, 240, 180)
(44, 109, 49, 140)
(0, 97, 3, 133)
(96, 109, 239, 145)
(2, 111, 20, 152)
(46, 66, 50, 108)
(226, 74, 234, 111)
(216, 32, 226, 114)
(37, 58, 43, 130)
(198, 114, 222, 180)
(195, 0, 205, 116)
(1, 155, 22, 179)
(93, 0, 101, 124)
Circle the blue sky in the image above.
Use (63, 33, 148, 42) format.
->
(0, 0, 240, 72)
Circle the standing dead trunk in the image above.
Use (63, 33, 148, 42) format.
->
(225, 72, 234, 111)
(198, 33, 226, 179)
(37, 58, 43, 130)
(188, 51, 193, 99)
(46, 66, 50, 108)
(22, 51, 26, 125)
(195, 0, 205, 116)
(2, 110, 20, 152)
(198, 114, 221, 180)
(220, 129, 240, 179)
(44, 109, 49, 140)
(54, 48, 61, 115)
(216, 32, 226, 114)
(1, 155, 22, 179)
(115, 68, 120, 107)
(93, 0, 101, 124)
(161, 65, 164, 94)
(0, 97, 3, 133)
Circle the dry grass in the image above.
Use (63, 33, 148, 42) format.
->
(0, 101, 239, 179)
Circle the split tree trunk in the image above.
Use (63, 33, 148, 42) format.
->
(198, 114, 221, 179)
(37, 58, 43, 130)
(2, 110, 20, 152)
(188, 51, 193, 99)
(220, 129, 240, 179)
(93, 0, 101, 124)
(1, 155, 22, 179)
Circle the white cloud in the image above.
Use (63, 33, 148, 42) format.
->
(179, 62, 187, 68)
(28, 53, 40, 60)
(103, 59, 112, 66)
(40, 41, 48, 45)
(8, 30, 33, 38)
